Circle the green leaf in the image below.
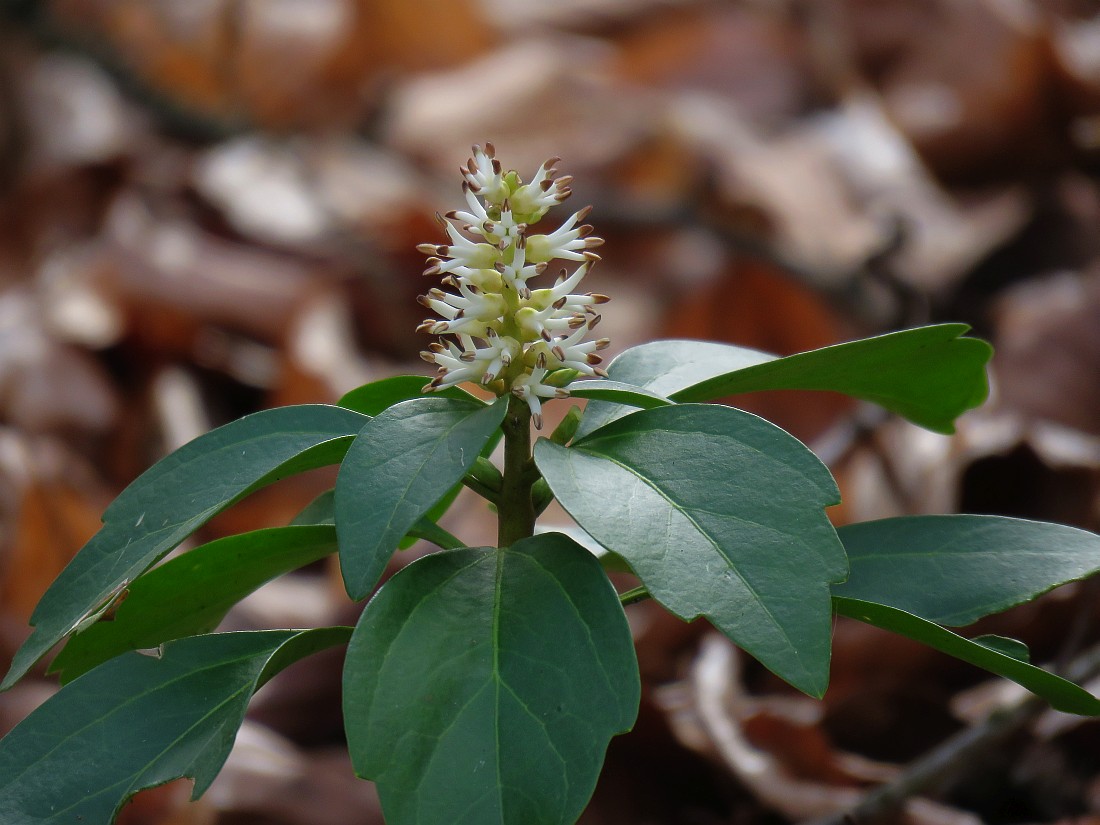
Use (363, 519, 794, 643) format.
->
(3, 404, 367, 690)
(578, 325, 991, 437)
(536, 404, 845, 697)
(0, 628, 351, 824)
(565, 380, 672, 411)
(291, 489, 337, 525)
(834, 515, 1100, 626)
(973, 635, 1031, 663)
(834, 597, 1100, 715)
(576, 340, 770, 438)
(341, 379, 503, 546)
(343, 533, 639, 825)
(336, 396, 508, 599)
(338, 374, 481, 416)
(49, 526, 338, 683)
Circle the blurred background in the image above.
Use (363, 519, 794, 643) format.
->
(1, 0, 1100, 823)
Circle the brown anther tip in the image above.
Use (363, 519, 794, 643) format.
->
(594, 367, 609, 378)
(578, 225, 594, 238)
(576, 205, 593, 221)
(428, 287, 445, 298)
(555, 189, 572, 201)
(589, 293, 611, 304)
(540, 179, 553, 192)
(554, 389, 569, 399)
(467, 158, 478, 173)
(491, 159, 502, 174)
(520, 287, 532, 300)
(532, 413, 544, 429)
(420, 352, 436, 363)
(556, 175, 574, 187)
(460, 352, 475, 362)
(422, 383, 436, 393)
(585, 237, 605, 248)
(583, 252, 601, 262)
(416, 320, 437, 334)
(536, 352, 547, 368)
(568, 317, 586, 329)
(494, 262, 507, 273)
(466, 284, 482, 294)
(442, 275, 458, 287)
(515, 234, 527, 248)
(553, 297, 568, 310)
(545, 156, 561, 168)
(429, 342, 446, 353)
(552, 346, 565, 361)
(586, 354, 603, 365)
(485, 142, 496, 157)
(595, 338, 611, 349)
(535, 262, 549, 273)
(444, 210, 459, 220)
(541, 329, 553, 342)
(589, 314, 602, 328)
(416, 295, 432, 308)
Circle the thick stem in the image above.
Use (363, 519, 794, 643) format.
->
(497, 394, 536, 547)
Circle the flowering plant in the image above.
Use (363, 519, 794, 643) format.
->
(2, 147, 1100, 825)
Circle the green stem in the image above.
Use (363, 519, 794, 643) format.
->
(619, 586, 651, 606)
(497, 394, 536, 547)
(406, 519, 465, 551)
(463, 475, 501, 505)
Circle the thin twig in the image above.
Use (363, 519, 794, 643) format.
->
(802, 643, 1100, 825)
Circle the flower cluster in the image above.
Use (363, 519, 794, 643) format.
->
(417, 144, 609, 427)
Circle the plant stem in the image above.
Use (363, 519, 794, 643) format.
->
(406, 520, 465, 551)
(497, 394, 536, 547)
(619, 586, 651, 606)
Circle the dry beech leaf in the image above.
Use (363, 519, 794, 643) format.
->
(0, 434, 107, 623)
(385, 38, 647, 178)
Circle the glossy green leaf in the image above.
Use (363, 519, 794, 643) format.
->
(336, 396, 507, 599)
(338, 374, 480, 416)
(0, 628, 351, 824)
(291, 489, 337, 525)
(536, 404, 846, 697)
(293, 490, 464, 551)
(565, 380, 672, 411)
(2, 404, 367, 690)
(343, 533, 639, 825)
(578, 325, 991, 437)
(340, 379, 503, 546)
(49, 526, 338, 683)
(834, 516, 1100, 626)
(575, 340, 769, 438)
(834, 597, 1100, 715)
(973, 635, 1031, 663)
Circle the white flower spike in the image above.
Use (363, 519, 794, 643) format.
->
(419, 146, 609, 426)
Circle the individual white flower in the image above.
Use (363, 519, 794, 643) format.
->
(510, 367, 568, 429)
(524, 206, 604, 263)
(544, 322, 610, 376)
(422, 332, 520, 389)
(460, 143, 508, 204)
(508, 157, 572, 221)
